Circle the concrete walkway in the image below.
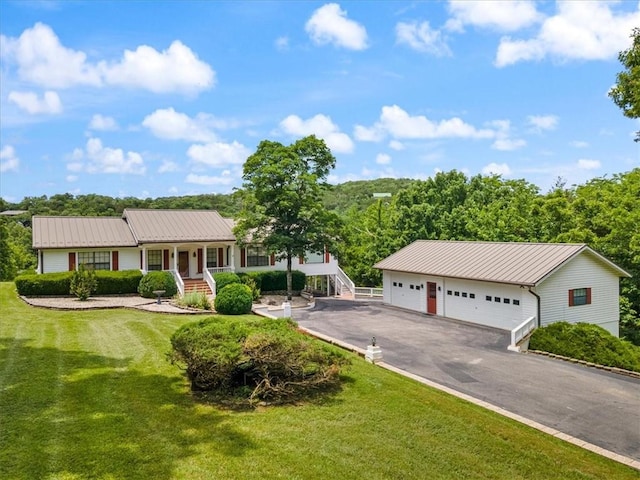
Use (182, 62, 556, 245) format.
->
(292, 298, 640, 468)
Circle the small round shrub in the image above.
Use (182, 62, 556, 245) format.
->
(138, 271, 178, 298)
(214, 283, 253, 315)
(213, 272, 241, 293)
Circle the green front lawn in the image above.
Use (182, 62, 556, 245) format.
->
(0, 282, 636, 479)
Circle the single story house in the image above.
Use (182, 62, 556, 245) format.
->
(32, 209, 354, 297)
(374, 240, 630, 337)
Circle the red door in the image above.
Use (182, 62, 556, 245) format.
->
(178, 251, 190, 278)
(427, 282, 437, 314)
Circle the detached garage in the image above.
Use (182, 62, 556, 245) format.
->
(374, 241, 630, 336)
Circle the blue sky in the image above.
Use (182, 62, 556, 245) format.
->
(1, 1, 639, 202)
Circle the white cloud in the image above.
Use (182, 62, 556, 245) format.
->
(375, 153, 391, 165)
(66, 175, 78, 182)
(185, 173, 235, 186)
(577, 158, 601, 170)
(447, 0, 541, 32)
(492, 138, 527, 151)
(1, 22, 214, 94)
(362, 105, 495, 141)
(353, 124, 385, 142)
(389, 140, 405, 151)
(482, 162, 512, 176)
(8, 90, 62, 114)
(527, 114, 558, 131)
(280, 114, 354, 153)
(158, 161, 179, 173)
(1, 23, 101, 88)
(143, 108, 216, 142)
(396, 21, 451, 56)
(305, 3, 368, 50)
(275, 36, 289, 50)
(0, 145, 20, 173)
(570, 140, 589, 148)
(99, 40, 215, 94)
(187, 141, 251, 167)
(496, 2, 640, 67)
(70, 138, 146, 174)
(488, 119, 526, 151)
(88, 114, 118, 131)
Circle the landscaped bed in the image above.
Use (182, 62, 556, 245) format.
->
(0, 282, 636, 479)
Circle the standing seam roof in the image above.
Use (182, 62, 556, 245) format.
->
(373, 240, 599, 286)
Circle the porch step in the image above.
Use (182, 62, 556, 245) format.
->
(183, 279, 212, 295)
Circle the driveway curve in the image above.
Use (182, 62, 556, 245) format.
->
(293, 298, 640, 461)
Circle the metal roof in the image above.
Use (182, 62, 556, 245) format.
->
(374, 240, 630, 286)
(32, 216, 137, 249)
(123, 209, 236, 243)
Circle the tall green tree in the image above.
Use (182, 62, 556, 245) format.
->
(234, 135, 340, 300)
(0, 218, 18, 280)
(609, 28, 640, 141)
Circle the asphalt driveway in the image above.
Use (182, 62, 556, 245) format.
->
(292, 298, 640, 461)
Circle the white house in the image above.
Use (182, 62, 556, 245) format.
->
(374, 240, 630, 337)
(31, 209, 354, 297)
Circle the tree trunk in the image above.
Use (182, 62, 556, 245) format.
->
(286, 252, 292, 301)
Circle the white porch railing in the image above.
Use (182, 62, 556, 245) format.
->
(204, 268, 217, 299)
(508, 316, 537, 352)
(355, 287, 383, 298)
(335, 266, 356, 296)
(207, 266, 234, 275)
(169, 269, 185, 296)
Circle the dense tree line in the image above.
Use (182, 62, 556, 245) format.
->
(1, 169, 638, 342)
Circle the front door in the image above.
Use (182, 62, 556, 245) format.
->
(427, 282, 437, 314)
(178, 251, 189, 278)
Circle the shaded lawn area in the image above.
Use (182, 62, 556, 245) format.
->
(0, 282, 636, 480)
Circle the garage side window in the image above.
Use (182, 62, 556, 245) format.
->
(569, 288, 591, 306)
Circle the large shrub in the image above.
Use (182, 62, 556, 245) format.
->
(213, 272, 241, 293)
(138, 271, 177, 298)
(529, 322, 640, 373)
(15, 270, 143, 296)
(94, 270, 142, 294)
(238, 270, 305, 292)
(214, 283, 253, 315)
(169, 317, 348, 404)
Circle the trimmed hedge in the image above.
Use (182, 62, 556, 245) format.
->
(529, 322, 640, 373)
(138, 271, 178, 298)
(15, 272, 72, 296)
(213, 272, 241, 293)
(95, 270, 143, 294)
(238, 270, 305, 292)
(15, 269, 144, 296)
(214, 283, 253, 315)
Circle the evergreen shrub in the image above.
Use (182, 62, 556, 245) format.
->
(238, 270, 305, 292)
(15, 272, 73, 296)
(213, 272, 241, 293)
(94, 270, 142, 294)
(529, 321, 640, 373)
(138, 271, 177, 298)
(214, 283, 253, 315)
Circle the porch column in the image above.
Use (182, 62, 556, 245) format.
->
(230, 244, 235, 270)
(173, 246, 178, 271)
(141, 247, 146, 272)
(203, 246, 207, 272)
(327, 275, 330, 297)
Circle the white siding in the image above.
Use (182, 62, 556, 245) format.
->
(535, 252, 620, 336)
(118, 249, 140, 271)
(42, 250, 70, 273)
(387, 272, 425, 312)
(381, 273, 539, 331)
(232, 246, 339, 277)
(442, 279, 527, 330)
(41, 248, 141, 273)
